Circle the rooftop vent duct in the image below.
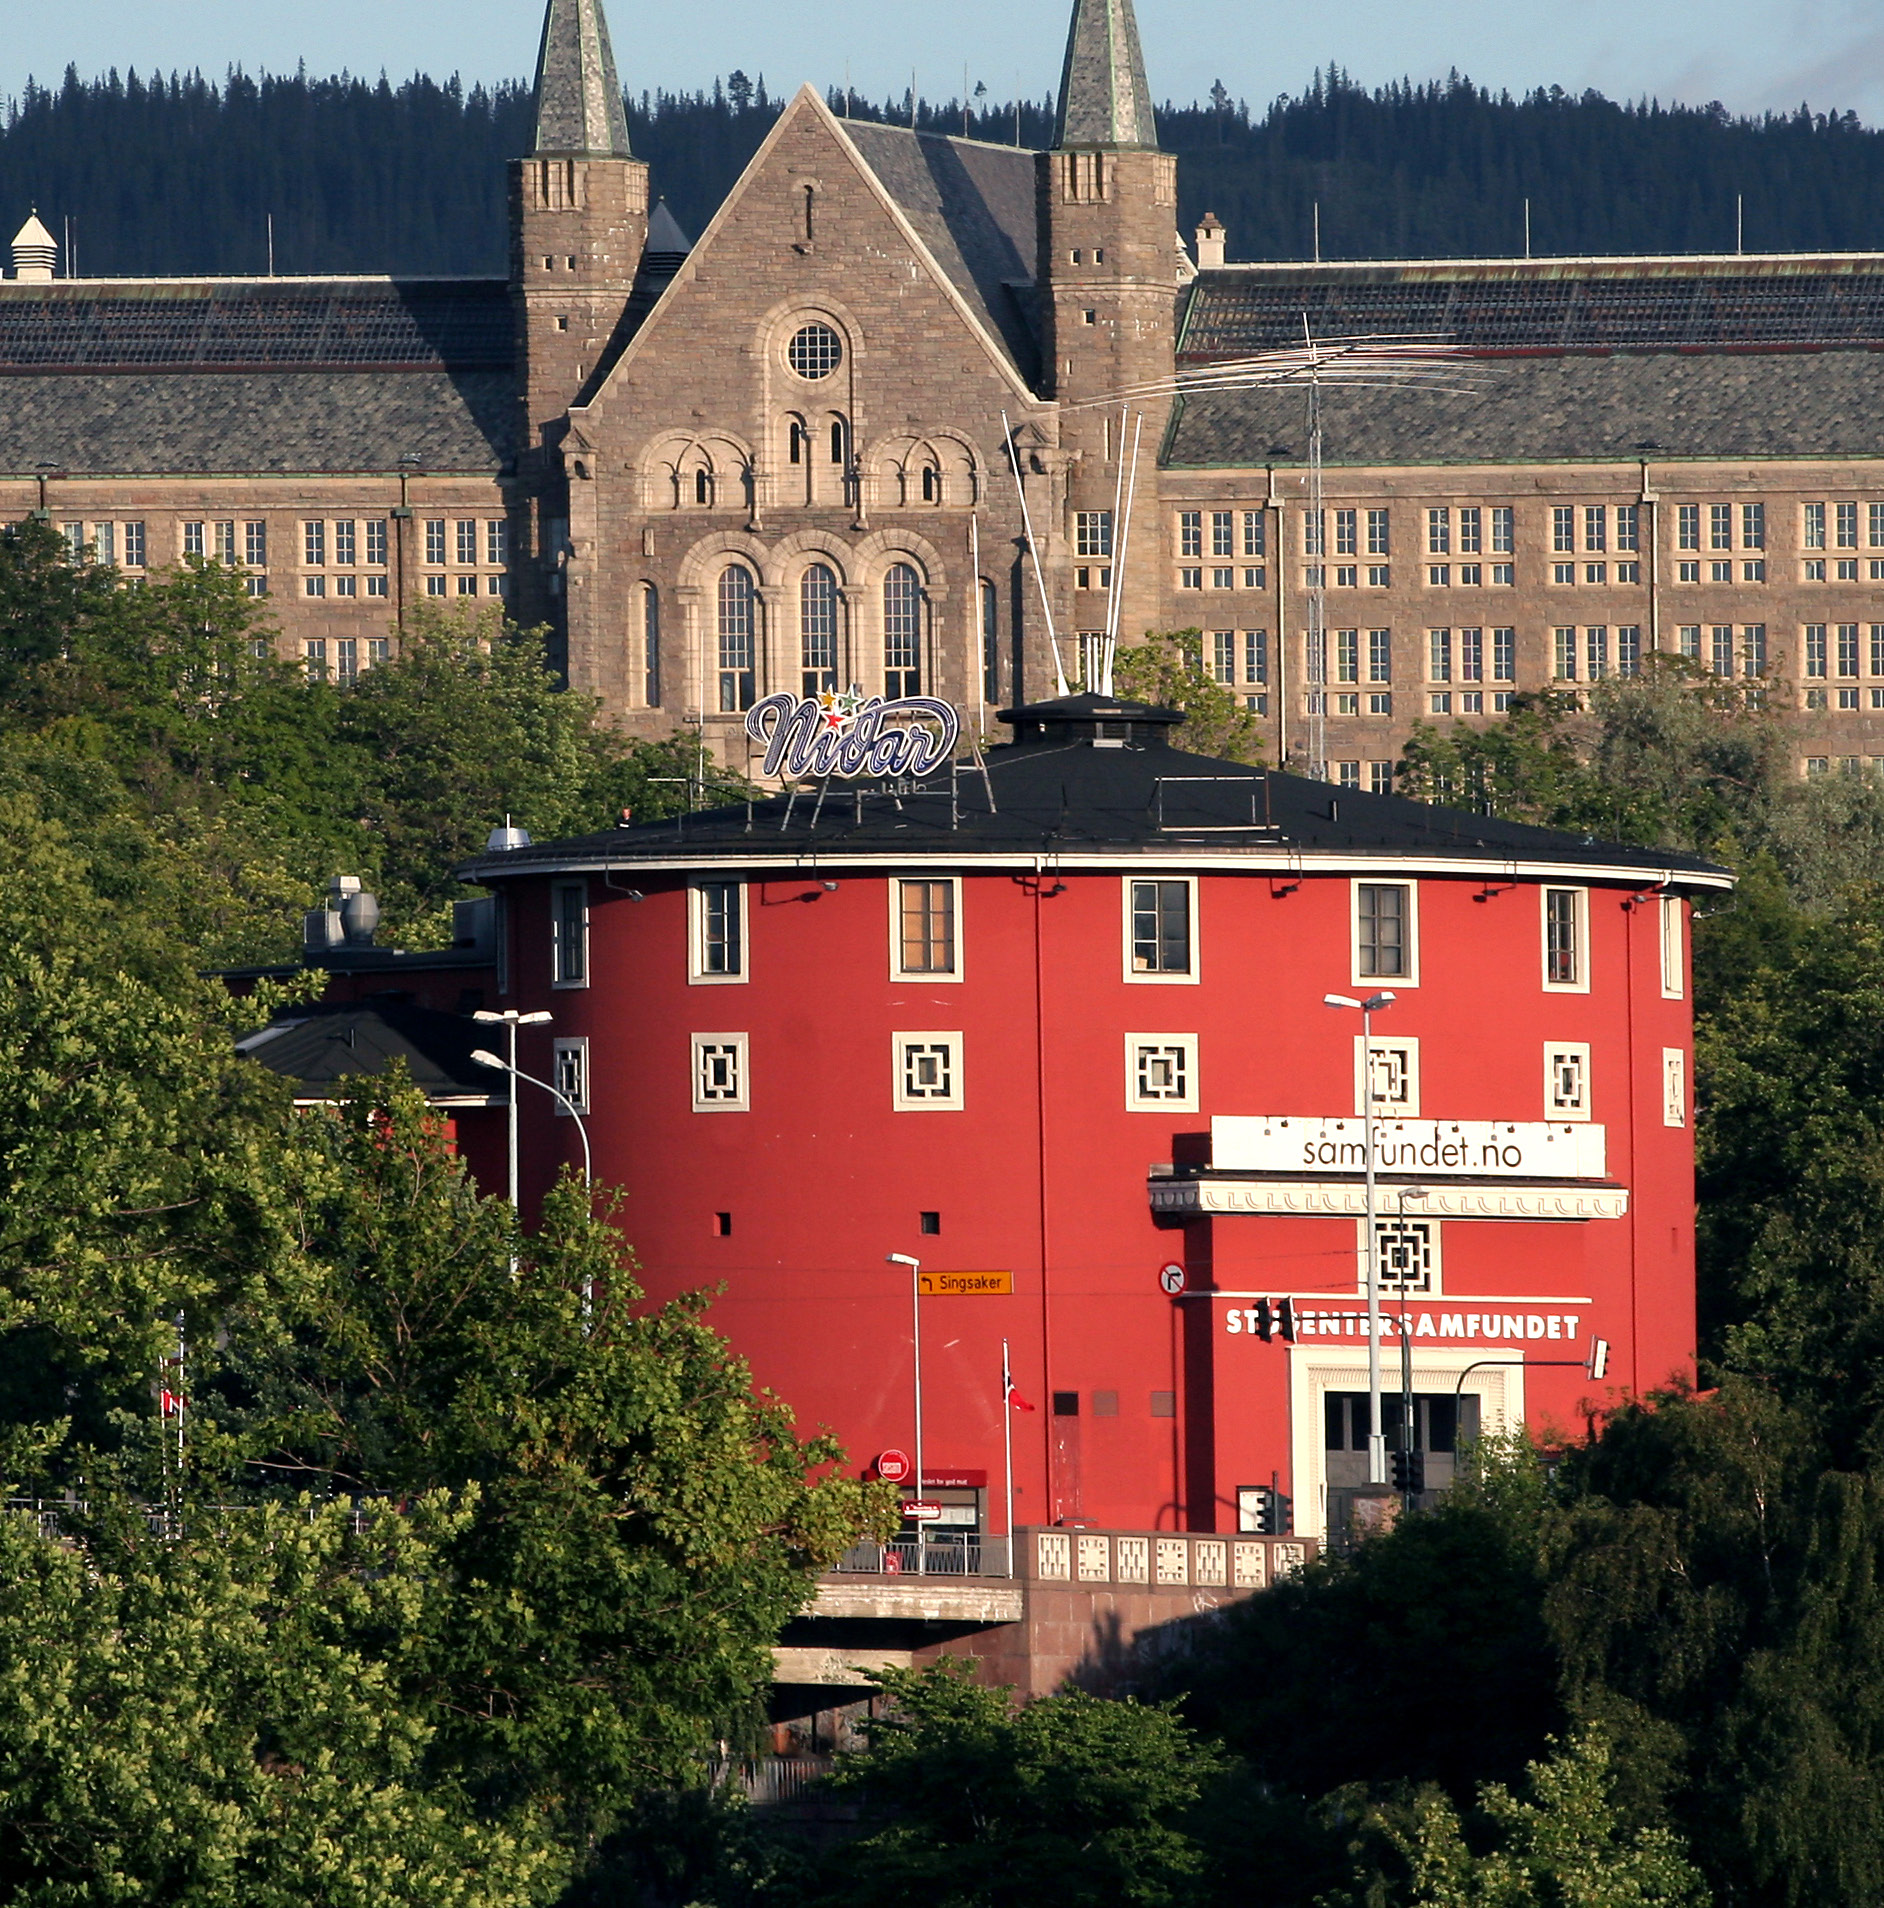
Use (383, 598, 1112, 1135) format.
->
(486, 819, 532, 852)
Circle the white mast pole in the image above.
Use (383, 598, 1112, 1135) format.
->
(1004, 413, 1070, 697)
(1106, 412, 1144, 697)
(971, 511, 985, 735)
(1100, 405, 1128, 692)
(1002, 1338, 1016, 1578)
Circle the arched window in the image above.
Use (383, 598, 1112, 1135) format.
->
(694, 466, 714, 507)
(883, 563, 922, 698)
(642, 582, 661, 707)
(800, 564, 839, 697)
(920, 464, 940, 505)
(717, 565, 756, 712)
(788, 419, 807, 466)
(981, 577, 1000, 706)
(830, 418, 848, 466)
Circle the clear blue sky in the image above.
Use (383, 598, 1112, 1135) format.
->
(4, 0, 1882, 125)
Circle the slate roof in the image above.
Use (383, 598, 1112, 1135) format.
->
(1180, 258, 1884, 359)
(842, 124, 1040, 378)
(1163, 349, 1884, 468)
(0, 368, 512, 475)
(0, 279, 512, 370)
(237, 1000, 502, 1102)
(459, 695, 1729, 886)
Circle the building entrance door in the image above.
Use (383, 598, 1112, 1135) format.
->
(1324, 1389, 1481, 1536)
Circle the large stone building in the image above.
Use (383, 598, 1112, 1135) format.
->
(7, 0, 1884, 775)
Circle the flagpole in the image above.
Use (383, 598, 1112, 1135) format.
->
(1002, 1338, 1015, 1578)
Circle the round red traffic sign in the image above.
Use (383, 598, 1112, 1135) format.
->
(1159, 1263, 1186, 1295)
(876, 1449, 911, 1483)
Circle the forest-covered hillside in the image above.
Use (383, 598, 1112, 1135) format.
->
(2, 64, 1883, 278)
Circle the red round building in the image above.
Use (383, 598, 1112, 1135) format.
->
(464, 696, 1727, 1546)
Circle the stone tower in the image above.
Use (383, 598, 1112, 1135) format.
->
(509, 0, 649, 477)
(1037, 0, 1180, 674)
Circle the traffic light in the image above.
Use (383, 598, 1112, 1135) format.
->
(1390, 1446, 1426, 1495)
(1276, 1298, 1297, 1342)
(1254, 1299, 1274, 1342)
(1252, 1486, 1293, 1534)
(1587, 1337, 1610, 1381)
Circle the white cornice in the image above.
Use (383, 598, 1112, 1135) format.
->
(1149, 1177, 1630, 1221)
(469, 847, 1732, 891)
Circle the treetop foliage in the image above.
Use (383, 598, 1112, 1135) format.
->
(0, 518, 737, 964)
(5, 62, 1884, 276)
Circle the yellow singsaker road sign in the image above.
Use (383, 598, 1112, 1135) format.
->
(917, 1270, 1014, 1297)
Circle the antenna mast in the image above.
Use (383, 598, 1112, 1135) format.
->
(1304, 319, 1328, 780)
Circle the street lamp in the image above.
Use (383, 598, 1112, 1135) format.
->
(1323, 990, 1396, 1486)
(471, 1008, 554, 1212)
(469, 1047, 592, 1185)
(1394, 1185, 1429, 1511)
(887, 1251, 926, 1574)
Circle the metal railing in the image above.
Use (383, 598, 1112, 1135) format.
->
(833, 1536, 1011, 1577)
(716, 1756, 835, 1806)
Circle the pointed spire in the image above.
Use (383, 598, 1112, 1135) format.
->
(532, 0, 632, 157)
(1053, 0, 1156, 148)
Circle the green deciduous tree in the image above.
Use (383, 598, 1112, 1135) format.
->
(0, 1496, 566, 1908)
(1334, 1730, 1708, 1908)
(813, 1662, 1225, 1908)
(1113, 628, 1265, 764)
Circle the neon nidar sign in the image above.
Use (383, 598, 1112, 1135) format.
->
(746, 685, 960, 781)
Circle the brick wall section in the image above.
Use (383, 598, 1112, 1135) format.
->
(918, 1525, 1313, 1697)
(1158, 455, 1884, 774)
(1, 473, 511, 665)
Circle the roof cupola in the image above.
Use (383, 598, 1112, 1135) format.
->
(10, 211, 57, 283)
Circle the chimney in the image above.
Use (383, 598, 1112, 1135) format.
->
(1195, 212, 1227, 269)
(11, 211, 57, 282)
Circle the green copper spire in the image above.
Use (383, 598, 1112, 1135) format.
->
(1053, 0, 1156, 148)
(532, 0, 632, 157)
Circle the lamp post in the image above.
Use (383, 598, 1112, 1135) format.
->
(469, 1046, 592, 1185)
(471, 1009, 554, 1214)
(1395, 1185, 1428, 1512)
(1323, 990, 1396, 1485)
(887, 1252, 926, 1574)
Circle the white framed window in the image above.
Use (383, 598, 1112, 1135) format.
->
(552, 1037, 590, 1115)
(1361, 1215, 1441, 1296)
(1123, 877, 1198, 983)
(692, 1034, 749, 1112)
(1352, 880, 1418, 986)
(892, 1032, 965, 1111)
(1542, 886, 1589, 992)
(1545, 1041, 1592, 1121)
(689, 880, 747, 983)
(891, 877, 962, 981)
(1354, 1035, 1420, 1117)
(1663, 1049, 1686, 1128)
(1125, 1034, 1199, 1112)
(551, 880, 590, 989)
(1660, 896, 1684, 999)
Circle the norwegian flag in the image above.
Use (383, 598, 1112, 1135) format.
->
(161, 1390, 186, 1418)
